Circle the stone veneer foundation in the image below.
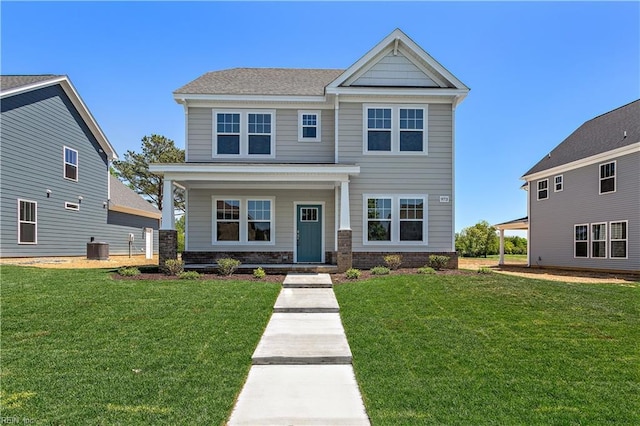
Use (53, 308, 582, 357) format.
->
(352, 252, 458, 270)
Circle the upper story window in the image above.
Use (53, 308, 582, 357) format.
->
(364, 105, 427, 154)
(554, 175, 563, 192)
(537, 179, 548, 200)
(298, 111, 321, 142)
(213, 111, 275, 158)
(18, 199, 37, 244)
(599, 161, 615, 194)
(64, 147, 78, 181)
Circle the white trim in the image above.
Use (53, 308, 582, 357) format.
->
(609, 220, 628, 259)
(212, 197, 276, 246)
(536, 179, 549, 200)
(108, 204, 162, 219)
(598, 160, 616, 195)
(176, 93, 328, 104)
(574, 223, 589, 259)
(65, 202, 80, 211)
(293, 201, 326, 264)
(591, 222, 608, 259)
(63, 146, 79, 182)
(522, 142, 640, 181)
(184, 191, 189, 251)
(334, 95, 340, 163)
(451, 104, 456, 251)
(362, 104, 428, 155)
(184, 103, 189, 162)
(298, 110, 321, 142)
(554, 174, 563, 192)
(145, 228, 153, 259)
(17, 199, 37, 245)
(327, 87, 468, 97)
(212, 110, 276, 159)
(362, 194, 428, 246)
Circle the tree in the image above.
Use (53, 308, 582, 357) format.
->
(112, 134, 184, 211)
(455, 220, 499, 257)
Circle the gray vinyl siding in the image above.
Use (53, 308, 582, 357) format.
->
(0, 85, 158, 257)
(186, 107, 334, 163)
(529, 151, 639, 272)
(351, 51, 439, 87)
(186, 188, 335, 252)
(338, 102, 454, 252)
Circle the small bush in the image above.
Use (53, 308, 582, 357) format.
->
(345, 268, 361, 280)
(371, 266, 390, 275)
(478, 267, 493, 274)
(217, 258, 241, 276)
(384, 254, 402, 270)
(428, 255, 450, 271)
(163, 259, 184, 276)
(253, 267, 267, 280)
(417, 266, 436, 275)
(118, 266, 140, 277)
(178, 271, 201, 280)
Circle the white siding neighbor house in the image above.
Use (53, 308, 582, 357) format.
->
(151, 29, 469, 271)
(512, 100, 639, 274)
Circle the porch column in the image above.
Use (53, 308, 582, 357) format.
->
(337, 180, 352, 272)
(499, 228, 505, 266)
(161, 178, 175, 230)
(159, 178, 177, 267)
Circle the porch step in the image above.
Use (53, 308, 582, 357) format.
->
(282, 273, 333, 288)
(274, 288, 339, 313)
(252, 313, 352, 365)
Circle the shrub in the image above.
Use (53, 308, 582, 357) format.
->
(478, 267, 493, 274)
(384, 254, 402, 270)
(217, 258, 241, 276)
(178, 271, 201, 280)
(417, 266, 436, 275)
(371, 266, 390, 275)
(117, 266, 140, 277)
(428, 255, 450, 271)
(345, 268, 361, 280)
(253, 267, 267, 280)
(163, 259, 184, 276)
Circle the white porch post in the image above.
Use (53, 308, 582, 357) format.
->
(339, 180, 351, 230)
(499, 229, 505, 266)
(161, 178, 175, 230)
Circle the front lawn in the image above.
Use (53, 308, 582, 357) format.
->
(0, 265, 280, 424)
(335, 273, 640, 425)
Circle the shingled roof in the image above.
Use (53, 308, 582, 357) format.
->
(109, 176, 161, 219)
(0, 75, 63, 92)
(174, 68, 345, 96)
(523, 100, 640, 177)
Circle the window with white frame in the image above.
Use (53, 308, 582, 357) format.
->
(65, 202, 80, 211)
(364, 105, 427, 154)
(18, 199, 37, 244)
(600, 161, 615, 194)
(554, 175, 563, 192)
(537, 179, 548, 200)
(298, 111, 321, 142)
(610, 221, 627, 258)
(574, 224, 588, 258)
(591, 222, 607, 258)
(213, 198, 273, 243)
(213, 111, 275, 157)
(64, 147, 78, 181)
(365, 195, 427, 244)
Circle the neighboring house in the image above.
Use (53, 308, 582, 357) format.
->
(0, 75, 160, 258)
(516, 100, 639, 273)
(151, 29, 469, 271)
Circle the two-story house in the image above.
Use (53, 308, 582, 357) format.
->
(151, 29, 469, 271)
(519, 100, 639, 273)
(1, 75, 161, 258)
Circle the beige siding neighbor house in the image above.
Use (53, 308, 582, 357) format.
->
(151, 29, 469, 271)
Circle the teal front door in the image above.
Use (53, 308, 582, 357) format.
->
(296, 204, 322, 263)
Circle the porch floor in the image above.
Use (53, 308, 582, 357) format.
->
(184, 263, 339, 274)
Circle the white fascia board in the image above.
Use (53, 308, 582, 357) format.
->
(163, 171, 354, 183)
(0, 75, 68, 98)
(521, 142, 640, 182)
(150, 163, 360, 175)
(494, 221, 529, 230)
(109, 204, 162, 220)
(174, 93, 328, 104)
(326, 86, 469, 98)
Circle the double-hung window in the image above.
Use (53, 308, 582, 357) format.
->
(599, 161, 615, 194)
(298, 111, 321, 142)
(364, 105, 427, 154)
(610, 221, 627, 259)
(18, 199, 37, 244)
(574, 224, 588, 258)
(537, 179, 548, 200)
(365, 195, 427, 244)
(214, 197, 273, 244)
(591, 223, 607, 258)
(213, 111, 275, 157)
(64, 147, 78, 181)
(554, 175, 563, 192)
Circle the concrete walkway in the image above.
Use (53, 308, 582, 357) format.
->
(227, 273, 370, 425)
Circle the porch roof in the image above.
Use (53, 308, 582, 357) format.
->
(494, 216, 529, 231)
(149, 163, 360, 183)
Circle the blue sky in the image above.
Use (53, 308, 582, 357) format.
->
(2, 1, 638, 234)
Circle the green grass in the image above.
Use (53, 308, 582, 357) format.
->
(0, 265, 280, 424)
(335, 273, 640, 425)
